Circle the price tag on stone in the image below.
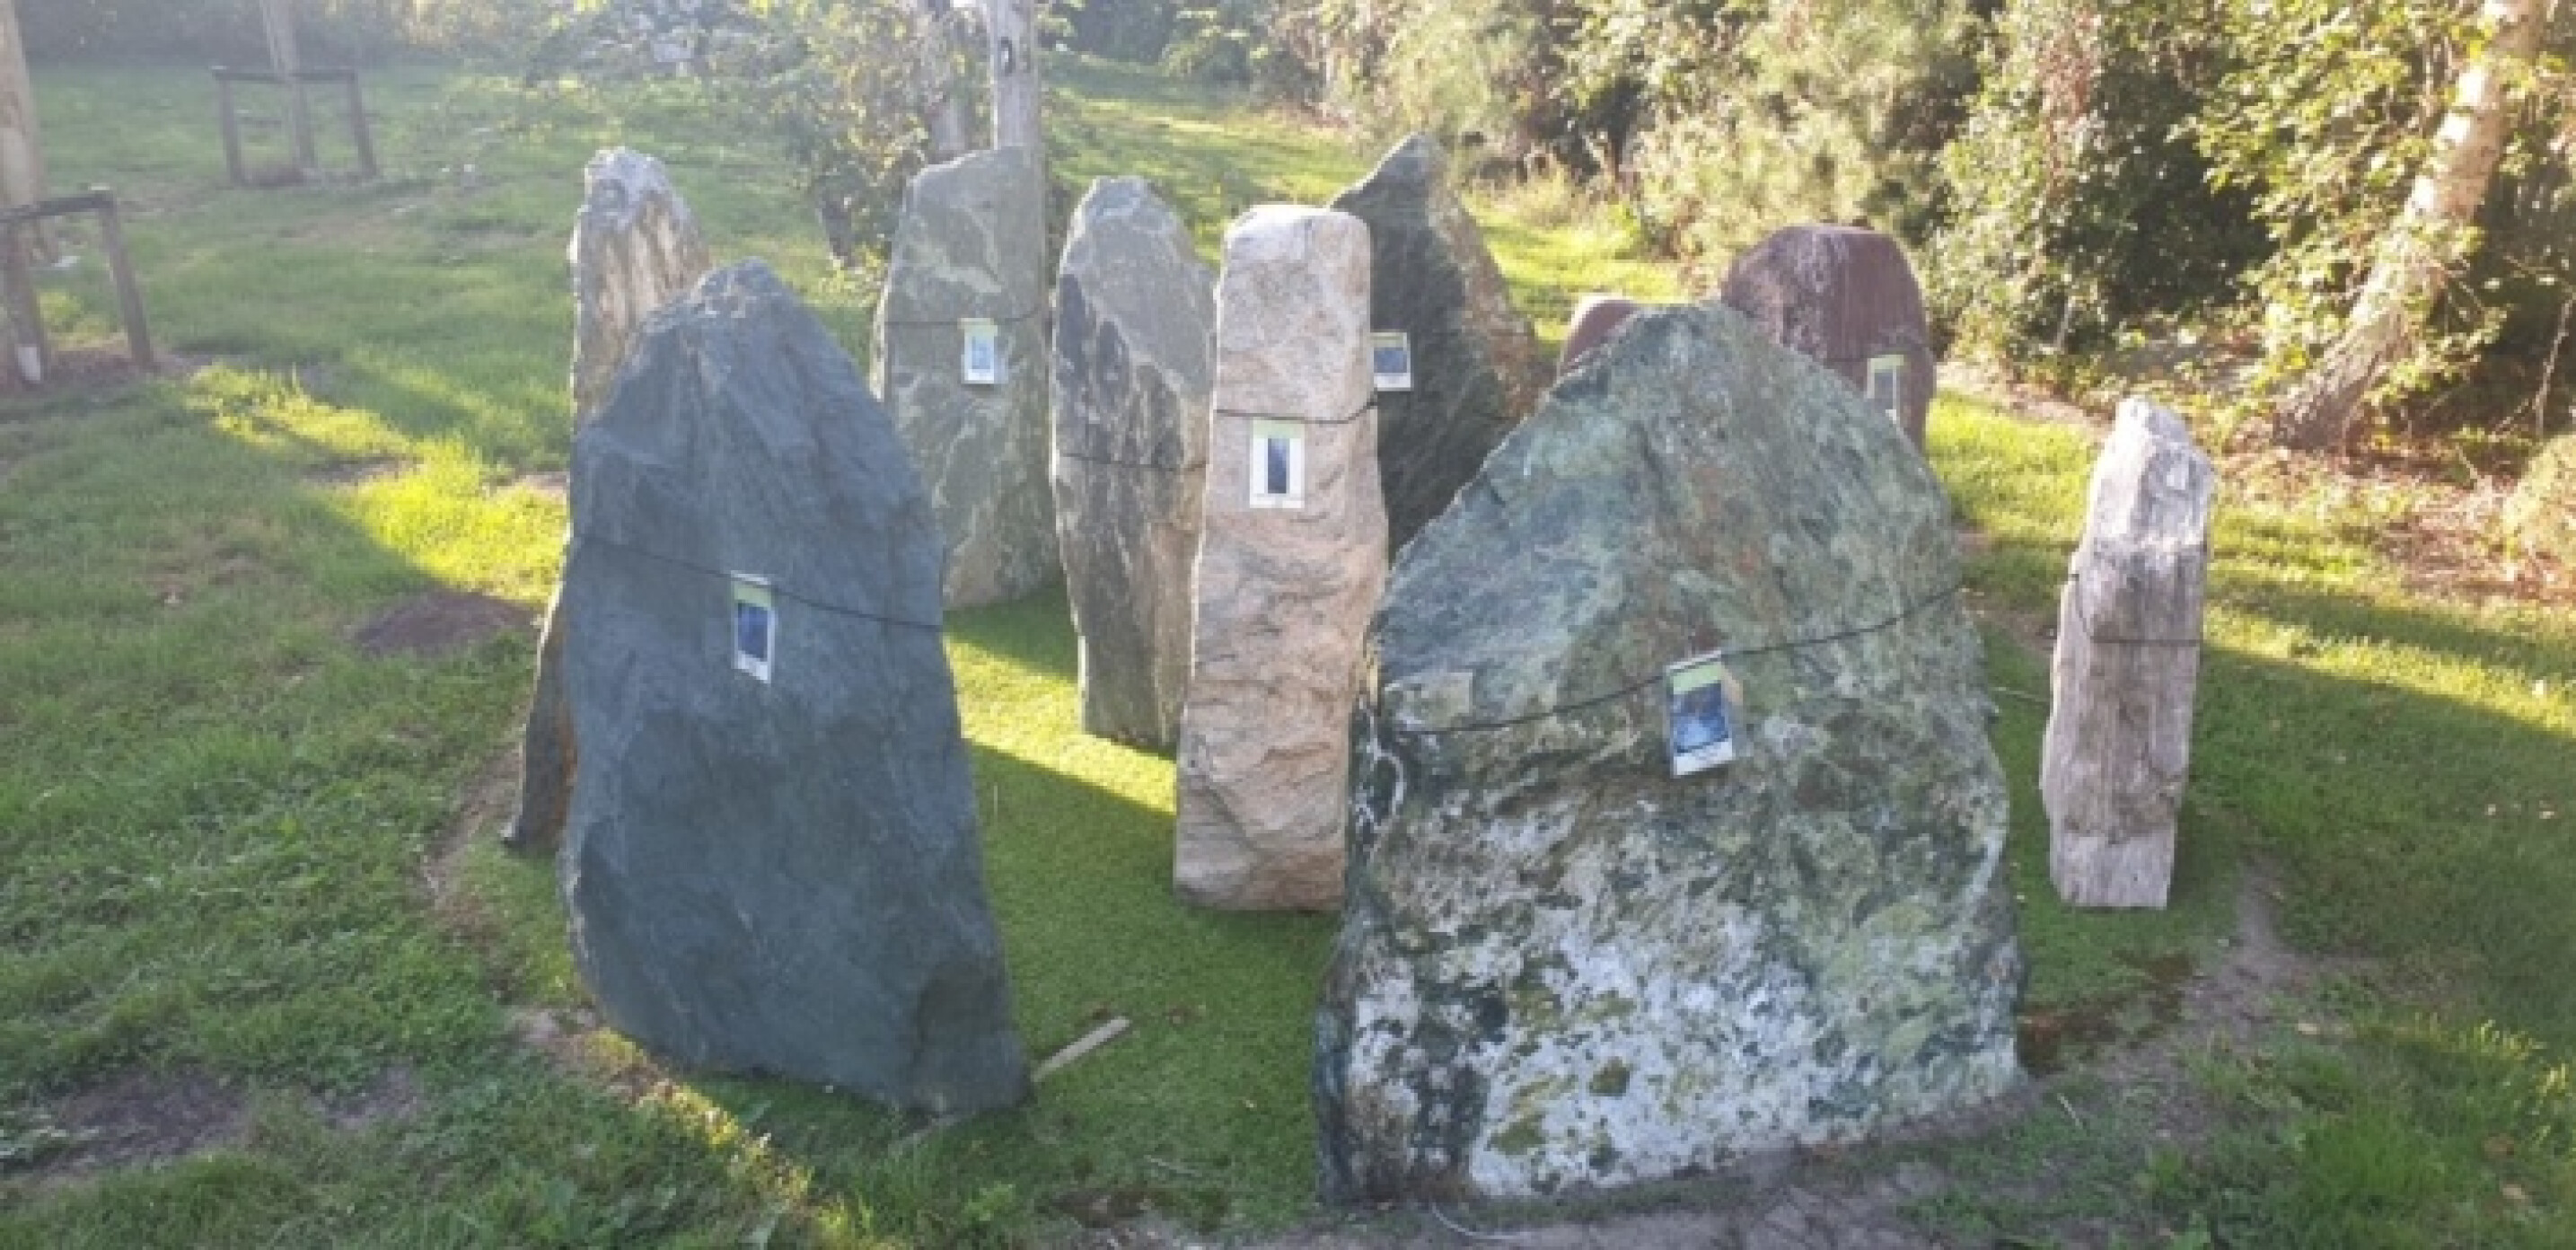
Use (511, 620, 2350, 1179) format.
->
(1371, 331, 1413, 392)
(961, 318, 1001, 386)
(731, 574, 776, 683)
(1248, 419, 1306, 509)
(1665, 651, 1737, 778)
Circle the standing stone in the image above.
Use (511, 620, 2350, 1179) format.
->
(1050, 178, 1217, 749)
(1719, 224, 1937, 449)
(1557, 294, 1647, 377)
(1328, 135, 1547, 552)
(2042, 399, 2215, 910)
(1321, 304, 2021, 1202)
(561, 262, 1027, 1114)
(508, 148, 713, 852)
(875, 145, 1058, 609)
(1174, 207, 1386, 911)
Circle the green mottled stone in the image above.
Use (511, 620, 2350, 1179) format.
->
(1316, 304, 2022, 1203)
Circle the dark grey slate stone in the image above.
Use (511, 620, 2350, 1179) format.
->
(1319, 303, 2021, 1202)
(1049, 177, 1216, 750)
(561, 261, 1028, 1114)
(1328, 134, 1548, 552)
(1718, 224, 1937, 449)
(874, 145, 1059, 609)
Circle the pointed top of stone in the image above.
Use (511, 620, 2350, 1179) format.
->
(567, 146, 711, 419)
(2088, 398, 2214, 553)
(1328, 132, 1550, 550)
(575, 148, 690, 238)
(1213, 207, 1373, 417)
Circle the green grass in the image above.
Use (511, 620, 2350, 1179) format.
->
(3, 53, 2573, 1248)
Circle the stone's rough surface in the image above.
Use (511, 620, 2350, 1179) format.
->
(1050, 178, 1217, 749)
(568, 148, 714, 417)
(1175, 207, 1387, 911)
(2504, 433, 2576, 568)
(1719, 224, 1936, 449)
(1557, 294, 1648, 376)
(510, 147, 713, 852)
(1320, 304, 2021, 1202)
(1328, 135, 1547, 552)
(875, 145, 1058, 609)
(2042, 400, 2215, 910)
(561, 261, 1028, 1114)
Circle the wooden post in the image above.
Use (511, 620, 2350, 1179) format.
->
(341, 71, 377, 180)
(983, 0, 1041, 153)
(259, 0, 317, 177)
(93, 189, 152, 371)
(0, 0, 46, 242)
(0, 0, 43, 386)
(215, 72, 247, 186)
(0, 219, 38, 386)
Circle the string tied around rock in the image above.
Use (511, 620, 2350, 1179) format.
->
(1385, 580, 1969, 738)
(568, 529, 945, 632)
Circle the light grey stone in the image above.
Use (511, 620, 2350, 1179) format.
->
(2042, 399, 2215, 910)
(1319, 303, 2021, 1202)
(1050, 178, 1217, 749)
(1719, 224, 1937, 450)
(1329, 134, 1548, 552)
(1174, 206, 1387, 911)
(561, 261, 1027, 1114)
(509, 147, 712, 852)
(874, 145, 1058, 609)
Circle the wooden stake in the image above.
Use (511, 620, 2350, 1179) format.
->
(259, 0, 318, 176)
(95, 189, 152, 370)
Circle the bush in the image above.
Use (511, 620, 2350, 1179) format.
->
(2505, 435, 2576, 567)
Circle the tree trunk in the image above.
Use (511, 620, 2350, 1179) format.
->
(259, 0, 319, 176)
(0, 0, 45, 389)
(983, 0, 1041, 152)
(913, 0, 971, 162)
(2270, 0, 2551, 450)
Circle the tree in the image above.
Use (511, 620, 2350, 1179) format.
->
(980, 0, 1039, 150)
(2267, 0, 2554, 449)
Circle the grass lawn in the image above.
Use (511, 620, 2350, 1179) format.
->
(3, 52, 2572, 1248)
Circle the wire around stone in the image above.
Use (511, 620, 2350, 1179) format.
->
(568, 530, 944, 632)
(1386, 581, 1969, 737)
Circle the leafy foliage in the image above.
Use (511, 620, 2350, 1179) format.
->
(2195, 0, 2576, 421)
(1926, 0, 2263, 357)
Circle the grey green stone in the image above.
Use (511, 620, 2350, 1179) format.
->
(1049, 178, 1216, 749)
(874, 145, 1059, 609)
(1318, 303, 2021, 1202)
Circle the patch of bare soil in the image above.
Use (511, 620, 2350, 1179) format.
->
(355, 590, 530, 658)
(4, 1070, 251, 1184)
(0, 348, 201, 399)
(1939, 361, 2101, 429)
(304, 455, 416, 488)
(321, 1067, 430, 1133)
(509, 470, 569, 502)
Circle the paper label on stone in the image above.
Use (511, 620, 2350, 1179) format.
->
(1868, 355, 1905, 427)
(1666, 652, 1737, 777)
(731, 576, 776, 682)
(1371, 331, 1413, 392)
(961, 318, 1001, 386)
(1248, 419, 1306, 509)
